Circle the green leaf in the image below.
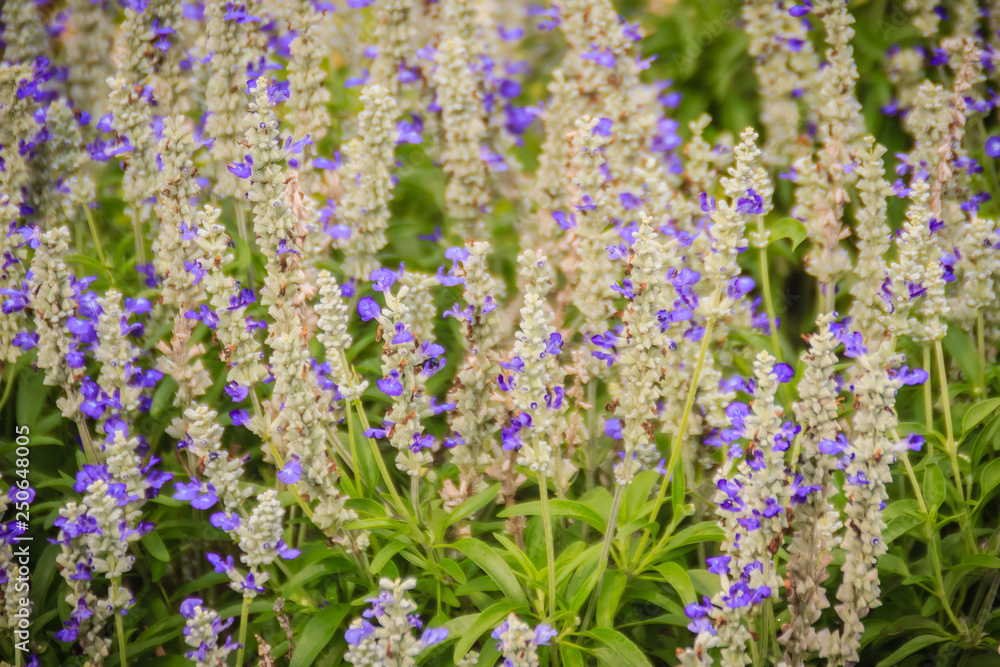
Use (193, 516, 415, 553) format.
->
(962, 398, 1000, 435)
(662, 522, 725, 553)
(451, 538, 527, 606)
(440, 557, 467, 585)
(622, 471, 659, 525)
(884, 513, 924, 544)
(288, 604, 350, 667)
(652, 562, 696, 604)
(369, 540, 408, 574)
(923, 465, 946, 513)
(944, 328, 980, 390)
(452, 601, 523, 663)
(141, 531, 170, 562)
(498, 499, 606, 532)
(875, 635, 950, 667)
(16, 370, 47, 427)
(586, 628, 654, 667)
(561, 645, 586, 667)
(770, 217, 808, 250)
(445, 482, 500, 529)
(281, 557, 351, 598)
(978, 458, 1000, 500)
(139, 658, 194, 667)
(597, 569, 627, 627)
(951, 553, 1000, 578)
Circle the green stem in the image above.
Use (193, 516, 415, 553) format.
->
(934, 339, 978, 553)
(586, 381, 598, 492)
(897, 442, 927, 514)
(0, 366, 18, 412)
(634, 296, 720, 567)
(411, 474, 421, 524)
(977, 310, 987, 397)
(130, 208, 146, 267)
(923, 345, 934, 434)
(83, 206, 110, 268)
(249, 392, 317, 521)
(235, 596, 251, 667)
(75, 417, 100, 464)
(344, 399, 364, 494)
(112, 578, 128, 667)
(353, 398, 423, 538)
(539, 472, 557, 619)
(581, 481, 625, 633)
(757, 239, 781, 362)
(926, 525, 965, 633)
(235, 204, 255, 291)
(933, 339, 963, 503)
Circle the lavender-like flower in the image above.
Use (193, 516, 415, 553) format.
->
(344, 578, 449, 666)
(338, 85, 400, 280)
(433, 37, 490, 238)
(446, 242, 504, 497)
(181, 597, 237, 667)
(819, 352, 902, 664)
(782, 313, 843, 663)
(492, 613, 556, 667)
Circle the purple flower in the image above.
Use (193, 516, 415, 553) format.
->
(987, 136, 1000, 159)
(12, 331, 37, 350)
(7, 485, 35, 504)
(581, 47, 615, 68)
(534, 624, 557, 645)
(223, 2, 261, 23)
(593, 118, 613, 137)
(841, 331, 866, 358)
(553, 211, 576, 230)
(611, 278, 635, 299)
(420, 627, 449, 646)
(847, 471, 871, 486)
(604, 418, 623, 440)
(790, 474, 821, 504)
(391, 322, 414, 345)
(818, 434, 849, 455)
(545, 332, 563, 356)
(895, 366, 928, 386)
(345, 620, 375, 645)
(227, 155, 253, 179)
(773, 363, 794, 383)
(180, 598, 202, 619)
(717, 478, 741, 499)
(699, 192, 716, 212)
(607, 243, 629, 261)
(210, 512, 240, 532)
(902, 433, 924, 451)
(276, 540, 300, 559)
(789, 2, 811, 17)
(173, 480, 218, 510)
(736, 189, 765, 215)
(418, 226, 443, 242)
(497, 373, 515, 392)
(278, 455, 302, 484)
(500, 356, 525, 373)
(707, 555, 731, 575)
(230, 409, 250, 426)
(370, 266, 400, 292)
(729, 275, 755, 299)
(377, 370, 404, 397)
(124, 297, 152, 314)
(410, 432, 434, 453)
(345, 69, 370, 88)
(357, 297, 381, 322)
